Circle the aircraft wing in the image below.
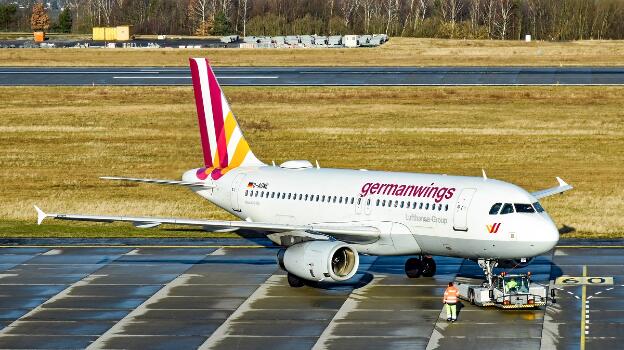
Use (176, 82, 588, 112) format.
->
(100, 176, 215, 189)
(531, 177, 573, 199)
(34, 206, 380, 242)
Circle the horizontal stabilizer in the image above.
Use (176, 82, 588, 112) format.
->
(100, 176, 215, 188)
(532, 177, 573, 199)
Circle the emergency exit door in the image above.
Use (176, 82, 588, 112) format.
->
(453, 188, 476, 231)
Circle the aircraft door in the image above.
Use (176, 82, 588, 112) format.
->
(453, 188, 476, 231)
(231, 173, 246, 212)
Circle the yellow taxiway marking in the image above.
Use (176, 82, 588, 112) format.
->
(0, 245, 267, 249)
(580, 265, 587, 350)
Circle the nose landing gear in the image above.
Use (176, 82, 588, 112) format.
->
(478, 258, 498, 288)
(405, 256, 437, 278)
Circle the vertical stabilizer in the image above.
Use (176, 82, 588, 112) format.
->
(189, 58, 264, 180)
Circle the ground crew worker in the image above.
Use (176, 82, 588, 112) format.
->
(506, 278, 518, 293)
(443, 282, 459, 322)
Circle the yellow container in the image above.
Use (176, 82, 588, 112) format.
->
(92, 27, 105, 40)
(104, 27, 116, 41)
(115, 25, 133, 41)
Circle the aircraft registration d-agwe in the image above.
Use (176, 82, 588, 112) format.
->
(35, 58, 572, 287)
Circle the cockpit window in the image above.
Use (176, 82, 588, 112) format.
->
(533, 202, 544, 213)
(489, 203, 502, 215)
(500, 203, 514, 214)
(514, 203, 535, 213)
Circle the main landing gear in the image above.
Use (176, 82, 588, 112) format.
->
(478, 258, 498, 288)
(405, 256, 437, 278)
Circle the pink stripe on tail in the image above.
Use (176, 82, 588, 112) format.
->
(206, 63, 229, 169)
(189, 58, 213, 168)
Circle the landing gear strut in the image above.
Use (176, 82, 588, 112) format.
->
(478, 258, 498, 288)
(405, 256, 437, 278)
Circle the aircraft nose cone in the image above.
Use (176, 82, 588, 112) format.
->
(534, 219, 559, 254)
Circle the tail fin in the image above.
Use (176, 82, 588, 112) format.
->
(189, 58, 264, 180)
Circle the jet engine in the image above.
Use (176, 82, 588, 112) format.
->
(498, 258, 534, 269)
(277, 241, 359, 282)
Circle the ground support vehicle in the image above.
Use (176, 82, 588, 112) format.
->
(457, 273, 548, 309)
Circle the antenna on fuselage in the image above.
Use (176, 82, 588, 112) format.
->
(482, 169, 488, 181)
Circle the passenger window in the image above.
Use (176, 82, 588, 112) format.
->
(382, 199, 386, 206)
(515, 203, 535, 213)
(445, 204, 448, 211)
(366, 199, 371, 205)
(316, 195, 320, 201)
(413, 202, 417, 209)
(406, 201, 410, 208)
(244, 190, 248, 196)
(400, 201, 404, 208)
(350, 197, 354, 205)
(357, 197, 361, 205)
(438, 204, 442, 210)
(533, 202, 544, 213)
(271, 192, 275, 198)
(298, 194, 302, 200)
(394, 201, 398, 208)
(500, 203, 514, 214)
(425, 203, 429, 210)
(333, 196, 337, 203)
(376, 199, 380, 206)
(419, 203, 423, 209)
(489, 203, 502, 215)
(282, 193, 286, 199)
(339, 197, 343, 204)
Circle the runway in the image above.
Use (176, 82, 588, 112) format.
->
(2, 67, 624, 86)
(0, 238, 621, 349)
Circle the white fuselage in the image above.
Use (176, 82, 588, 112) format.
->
(183, 164, 559, 260)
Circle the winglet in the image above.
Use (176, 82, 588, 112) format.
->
(556, 177, 568, 187)
(34, 205, 47, 225)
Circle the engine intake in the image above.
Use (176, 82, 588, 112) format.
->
(277, 241, 359, 282)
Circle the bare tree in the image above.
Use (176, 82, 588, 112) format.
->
(494, 0, 514, 39)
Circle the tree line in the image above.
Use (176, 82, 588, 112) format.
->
(1, 0, 624, 40)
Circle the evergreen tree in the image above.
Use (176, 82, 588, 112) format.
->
(212, 11, 231, 35)
(58, 7, 72, 33)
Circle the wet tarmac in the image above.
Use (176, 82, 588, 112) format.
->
(0, 240, 622, 349)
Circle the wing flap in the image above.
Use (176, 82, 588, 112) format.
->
(531, 177, 573, 199)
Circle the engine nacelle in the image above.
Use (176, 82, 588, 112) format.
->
(498, 257, 534, 269)
(277, 241, 359, 282)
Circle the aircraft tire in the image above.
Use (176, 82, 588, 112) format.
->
(422, 257, 437, 277)
(405, 258, 422, 278)
(287, 272, 305, 288)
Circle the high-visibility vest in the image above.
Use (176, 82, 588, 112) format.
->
(444, 286, 459, 303)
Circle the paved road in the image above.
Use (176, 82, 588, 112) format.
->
(0, 238, 621, 349)
(1, 67, 624, 86)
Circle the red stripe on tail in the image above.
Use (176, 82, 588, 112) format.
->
(189, 58, 213, 168)
(206, 63, 229, 169)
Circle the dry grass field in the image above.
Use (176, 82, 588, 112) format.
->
(2, 38, 624, 66)
(1, 86, 622, 238)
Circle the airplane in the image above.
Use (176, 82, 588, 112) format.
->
(35, 58, 572, 288)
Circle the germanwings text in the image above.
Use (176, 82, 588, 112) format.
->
(360, 182, 456, 203)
